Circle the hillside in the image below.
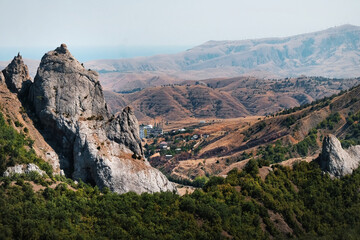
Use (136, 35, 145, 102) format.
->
(105, 76, 360, 121)
(147, 83, 360, 180)
(0, 74, 60, 172)
(87, 24, 360, 92)
(105, 84, 249, 121)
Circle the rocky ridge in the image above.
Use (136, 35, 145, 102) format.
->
(2, 44, 175, 194)
(319, 134, 360, 177)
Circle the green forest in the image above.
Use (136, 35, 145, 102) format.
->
(1, 160, 360, 239)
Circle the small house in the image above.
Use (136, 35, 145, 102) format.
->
(159, 141, 168, 149)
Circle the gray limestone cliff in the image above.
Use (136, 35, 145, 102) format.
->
(29, 44, 175, 193)
(2, 53, 32, 95)
(319, 134, 360, 177)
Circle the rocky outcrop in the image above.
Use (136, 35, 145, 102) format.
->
(2, 53, 32, 95)
(3, 163, 46, 177)
(319, 134, 360, 177)
(29, 44, 176, 194)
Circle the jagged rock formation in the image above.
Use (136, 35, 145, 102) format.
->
(2, 53, 32, 95)
(28, 44, 175, 194)
(319, 134, 360, 177)
(3, 163, 46, 177)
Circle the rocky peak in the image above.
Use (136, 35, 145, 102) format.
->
(107, 107, 143, 156)
(318, 134, 360, 177)
(55, 43, 69, 54)
(29, 44, 175, 194)
(2, 53, 32, 94)
(32, 43, 109, 122)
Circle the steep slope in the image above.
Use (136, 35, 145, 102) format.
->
(0, 55, 60, 172)
(2, 44, 175, 194)
(86, 25, 360, 91)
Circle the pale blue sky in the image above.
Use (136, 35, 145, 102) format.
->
(0, 0, 359, 60)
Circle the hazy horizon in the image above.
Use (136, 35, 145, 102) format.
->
(1, 0, 360, 61)
(0, 45, 192, 62)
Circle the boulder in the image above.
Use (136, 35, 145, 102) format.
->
(319, 134, 360, 177)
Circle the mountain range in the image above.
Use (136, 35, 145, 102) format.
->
(86, 24, 360, 92)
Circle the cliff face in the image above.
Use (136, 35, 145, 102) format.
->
(6, 44, 175, 194)
(319, 134, 360, 177)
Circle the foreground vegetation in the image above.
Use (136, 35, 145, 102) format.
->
(1, 161, 360, 239)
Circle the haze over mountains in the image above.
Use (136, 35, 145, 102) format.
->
(86, 24, 360, 92)
(2, 25, 359, 93)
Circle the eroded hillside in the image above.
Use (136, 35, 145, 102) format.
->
(105, 76, 360, 121)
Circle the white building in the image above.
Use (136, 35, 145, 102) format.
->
(139, 125, 153, 139)
(139, 124, 163, 139)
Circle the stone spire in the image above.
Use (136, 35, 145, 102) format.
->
(2, 53, 32, 94)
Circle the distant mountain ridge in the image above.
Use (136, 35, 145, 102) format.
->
(86, 24, 360, 92)
(104, 76, 360, 121)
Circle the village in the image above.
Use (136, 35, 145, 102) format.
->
(139, 121, 211, 161)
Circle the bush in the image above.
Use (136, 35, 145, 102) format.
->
(244, 159, 259, 176)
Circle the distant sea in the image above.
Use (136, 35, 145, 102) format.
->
(0, 45, 192, 62)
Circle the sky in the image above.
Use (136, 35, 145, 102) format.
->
(0, 0, 359, 61)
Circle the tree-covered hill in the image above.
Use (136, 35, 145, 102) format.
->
(1, 161, 360, 239)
